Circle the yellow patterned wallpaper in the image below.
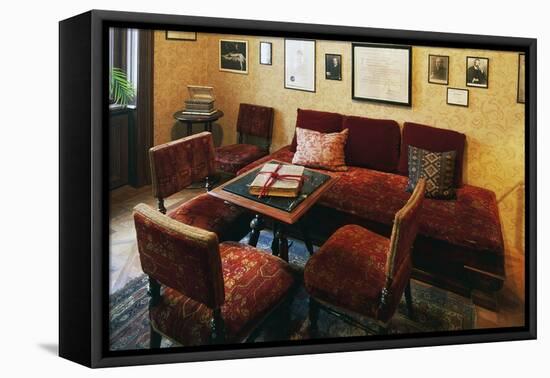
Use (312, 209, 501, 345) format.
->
(153, 31, 525, 254)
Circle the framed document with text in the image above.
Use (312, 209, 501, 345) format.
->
(352, 43, 412, 106)
(285, 39, 316, 92)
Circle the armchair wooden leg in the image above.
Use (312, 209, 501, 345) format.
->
(309, 297, 320, 337)
(148, 276, 162, 348)
(157, 198, 166, 214)
(211, 308, 226, 344)
(404, 280, 414, 319)
(150, 327, 162, 348)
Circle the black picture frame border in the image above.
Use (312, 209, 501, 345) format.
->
(59, 9, 537, 369)
(466, 55, 490, 88)
(428, 54, 450, 85)
(259, 41, 272, 65)
(352, 42, 412, 106)
(518, 53, 526, 104)
(446, 87, 469, 107)
(284, 38, 316, 93)
(325, 53, 342, 81)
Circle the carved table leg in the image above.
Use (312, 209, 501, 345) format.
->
(210, 308, 226, 344)
(271, 222, 280, 257)
(157, 198, 167, 214)
(248, 215, 264, 247)
(299, 220, 314, 255)
(277, 224, 289, 262)
(186, 121, 192, 136)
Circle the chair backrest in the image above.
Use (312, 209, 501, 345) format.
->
(236, 103, 274, 144)
(385, 178, 426, 279)
(133, 203, 225, 309)
(149, 132, 216, 199)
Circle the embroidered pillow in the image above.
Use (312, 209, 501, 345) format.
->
(292, 127, 348, 171)
(407, 145, 456, 199)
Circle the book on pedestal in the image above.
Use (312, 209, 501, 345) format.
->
(249, 163, 305, 197)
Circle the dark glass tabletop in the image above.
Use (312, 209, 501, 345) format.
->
(222, 161, 331, 212)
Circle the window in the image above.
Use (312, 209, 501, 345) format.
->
(108, 28, 139, 106)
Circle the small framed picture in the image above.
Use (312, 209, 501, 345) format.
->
(447, 87, 469, 107)
(260, 42, 272, 65)
(518, 54, 525, 103)
(165, 31, 197, 41)
(219, 39, 248, 74)
(325, 54, 342, 80)
(428, 55, 449, 85)
(466, 56, 489, 88)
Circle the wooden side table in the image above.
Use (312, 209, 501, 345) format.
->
(173, 110, 224, 136)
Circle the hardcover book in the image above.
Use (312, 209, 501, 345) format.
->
(249, 163, 304, 197)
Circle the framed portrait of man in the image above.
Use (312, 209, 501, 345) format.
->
(466, 56, 489, 88)
(428, 55, 449, 85)
(325, 54, 342, 80)
(219, 39, 248, 74)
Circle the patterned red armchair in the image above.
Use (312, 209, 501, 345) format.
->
(215, 103, 274, 175)
(133, 203, 295, 346)
(304, 179, 426, 332)
(149, 131, 250, 241)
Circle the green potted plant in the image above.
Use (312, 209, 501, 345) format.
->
(109, 67, 136, 106)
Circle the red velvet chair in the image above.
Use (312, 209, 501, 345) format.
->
(133, 203, 295, 346)
(304, 179, 426, 333)
(215, 103, 274, 175)
(149, 131, 250, 241)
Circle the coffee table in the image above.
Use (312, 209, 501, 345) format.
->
(208, 160, 338, 262)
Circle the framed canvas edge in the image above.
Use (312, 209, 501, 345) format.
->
(58, 9, 537, 368)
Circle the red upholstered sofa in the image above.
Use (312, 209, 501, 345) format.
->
(238, 109, 505, 310)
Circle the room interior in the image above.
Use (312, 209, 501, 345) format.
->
(109, 27, 526, 351)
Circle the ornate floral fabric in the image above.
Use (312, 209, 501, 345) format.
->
(236, 146, 295, 175)
(407, 146, 456, 199)
(149, 132, 217, 199)
(304, 224, 390, 319)
(215, 144, 268, 174)
(292, 128, 349, 171)
(237, 103, 274, 138)
(168, 193, 250, 242)
(133, 203, 225, 309)
(290, 108, 344, 151)
(149, 242, 295, 345)
(241, 145, 503, 255)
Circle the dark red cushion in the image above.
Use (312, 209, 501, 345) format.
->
(215, 144, 268, 174)
(168, 194, 249, 242)
(343, 116, 401, 173)
(398, 122, 466, 187)
(290, 109, 343, 151)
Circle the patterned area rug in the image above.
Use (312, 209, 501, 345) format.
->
(110, 231, 476, 350)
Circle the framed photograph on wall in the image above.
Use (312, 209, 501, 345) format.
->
(165, 30, 197, 41)
(59, 10, 536, 369)
(260, 41, 272, 65)
(518, 54, 526, 103)
(325, 54, 342, 80)
(284, 39, 316, 92)
(352, 43, 412, 106)
(219, 39, 248, 74)
(466, 56, 489, 88)
(447, 87, 469, 107)
(428, 54, 449, 85)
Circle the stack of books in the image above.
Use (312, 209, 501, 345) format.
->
(249, 163, 305, 197)
(182, 85, 217, 116)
